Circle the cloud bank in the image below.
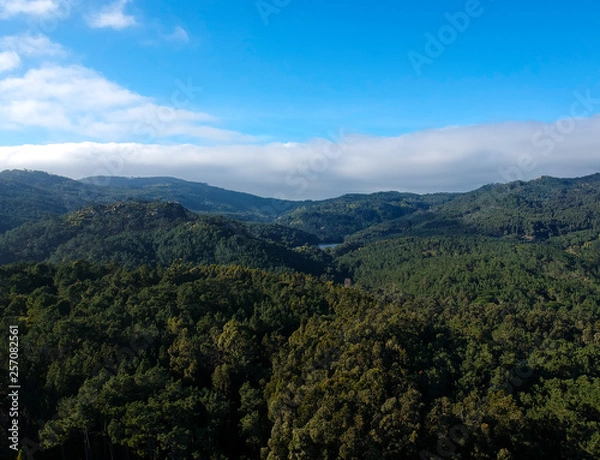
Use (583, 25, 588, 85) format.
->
(1, 115, 599, 199)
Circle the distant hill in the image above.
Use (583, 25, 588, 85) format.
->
(273, 173, 600, 244)
(0, 170, 105, 233)
(80, 175, 300, 221)
(440, 174, 600, 237)
(0, 170, 303, 233)
(0, 170, 461, 241)
(275, 191, 458, 242)
(339, 173, 600, 247)
(3, 169, 600, 247)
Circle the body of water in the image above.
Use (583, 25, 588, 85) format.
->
(318, 243, 341, 250)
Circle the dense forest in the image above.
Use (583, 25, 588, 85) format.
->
(0, 201, 328, 276)
(1, 170, 599, 459)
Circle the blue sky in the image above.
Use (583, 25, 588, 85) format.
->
(1, 0, 600, 198)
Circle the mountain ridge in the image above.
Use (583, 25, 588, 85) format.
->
(2, 169, 600, 245)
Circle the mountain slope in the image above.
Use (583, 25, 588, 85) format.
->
(336, 234, 600, 302)
(0, 170, 304, 234)
(340, 173, 600, 247)
(80, 175, 300, 221)
(1, 172, 600, 459)
(0, 201, 330, 275)
(0, 170, 105, 233)
(4, 169, 600, 248)
(275, 191, 458, 241)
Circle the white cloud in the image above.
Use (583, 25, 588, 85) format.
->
(87, 0, 136, 30)
(0, 50, 20, 73)
(165, 26, 189, 43)
(0, 63, 253, 142)
(0, 33, 67, 57)
(0, 0, 60, 18)
(1, 115, 600, 199)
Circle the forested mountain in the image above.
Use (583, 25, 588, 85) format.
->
(335, 235, 600, 302)
(0, 201, 329, 276)
(0, 170, 105, 234)
(1, 170, 600, 459)
(0, 170, 300, 233)
(80, 175, 299, 222)
(342, 174, 600, 246)
(4, 169, 600, 244)
(274, 191, 458, 242)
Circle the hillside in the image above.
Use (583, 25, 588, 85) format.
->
(0, 201, 330, 275)
(335, 234, 600, 301)
(0, 170, 105, 233)
(80, 175, 300, 221)
(0, 170, 302, 233)
(5, 170, 600, 247)
(338, 174, 600, 247)
(274, 191, 458, 242)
